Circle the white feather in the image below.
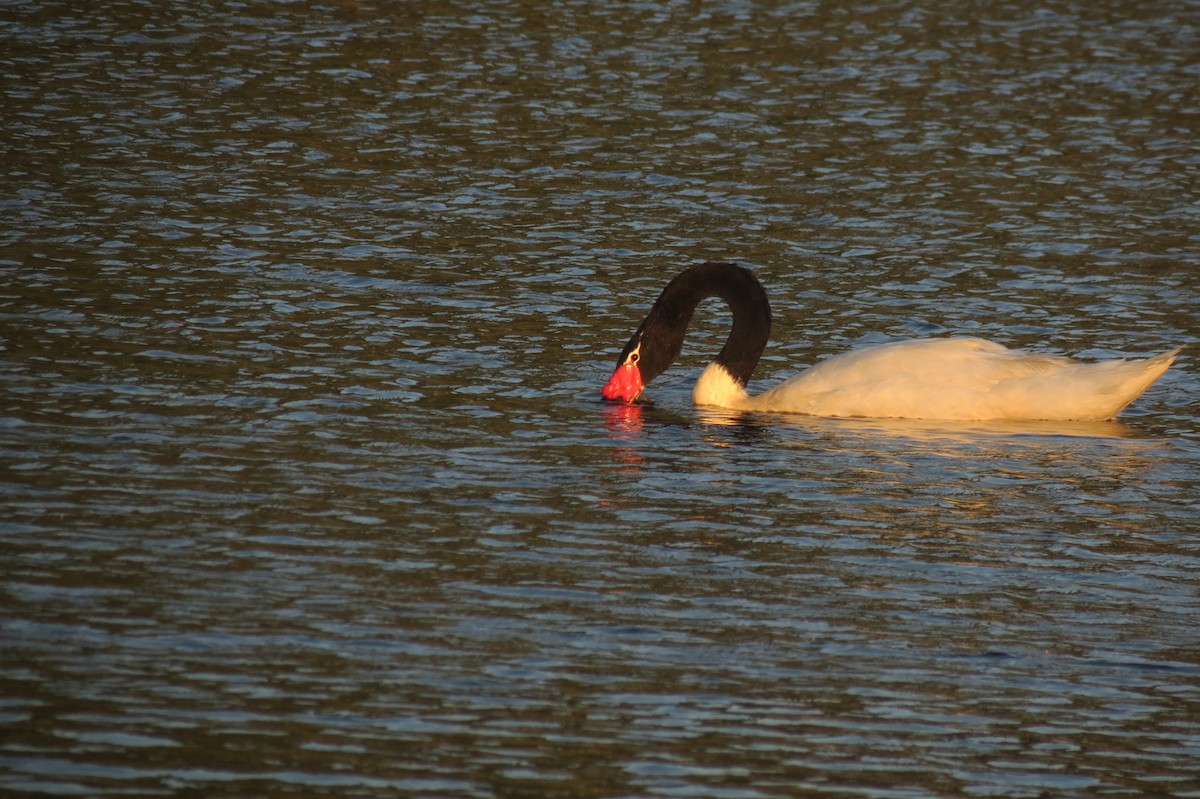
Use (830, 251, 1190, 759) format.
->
(693, 337, 1180, 421)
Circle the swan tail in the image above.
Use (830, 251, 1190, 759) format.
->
(1086, 346, 1181, 420)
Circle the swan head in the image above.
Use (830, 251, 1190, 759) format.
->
(602, 356, 645, 403)
(602, 335, 670, 404)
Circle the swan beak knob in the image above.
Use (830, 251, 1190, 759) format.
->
(602, 361, 644, 403)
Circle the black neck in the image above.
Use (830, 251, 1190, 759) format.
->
(626, 262, 771, 387)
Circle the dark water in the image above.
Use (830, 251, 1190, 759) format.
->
(3, 1, 1200, 796)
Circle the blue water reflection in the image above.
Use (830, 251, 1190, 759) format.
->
(2, 0, 1199, 797)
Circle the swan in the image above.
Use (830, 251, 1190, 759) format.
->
(601, 262, 1180, 421)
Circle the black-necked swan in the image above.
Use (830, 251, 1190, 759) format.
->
(601, 262, 1180, 421)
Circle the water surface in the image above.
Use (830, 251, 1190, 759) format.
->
(3, 1, 1200, 797)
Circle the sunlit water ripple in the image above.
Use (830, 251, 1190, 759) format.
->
(2, 1, 1199, 797)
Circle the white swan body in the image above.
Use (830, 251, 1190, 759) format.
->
(603, 263, 1180, 422)
(693, 337, 1180, 421)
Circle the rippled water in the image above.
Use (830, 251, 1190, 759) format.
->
(3, 1, 1200, 796)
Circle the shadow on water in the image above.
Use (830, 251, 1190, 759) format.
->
(699, 406, 1149, 443)
(607, 398, 1151, 444)
(600, 397, 1174, 494)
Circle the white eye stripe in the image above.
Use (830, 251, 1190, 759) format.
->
(625, 342, 642, 365)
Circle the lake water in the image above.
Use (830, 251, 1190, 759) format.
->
(2, 1, 1200, 796)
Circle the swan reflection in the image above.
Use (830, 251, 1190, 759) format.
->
(693, 407, 1144, 443)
